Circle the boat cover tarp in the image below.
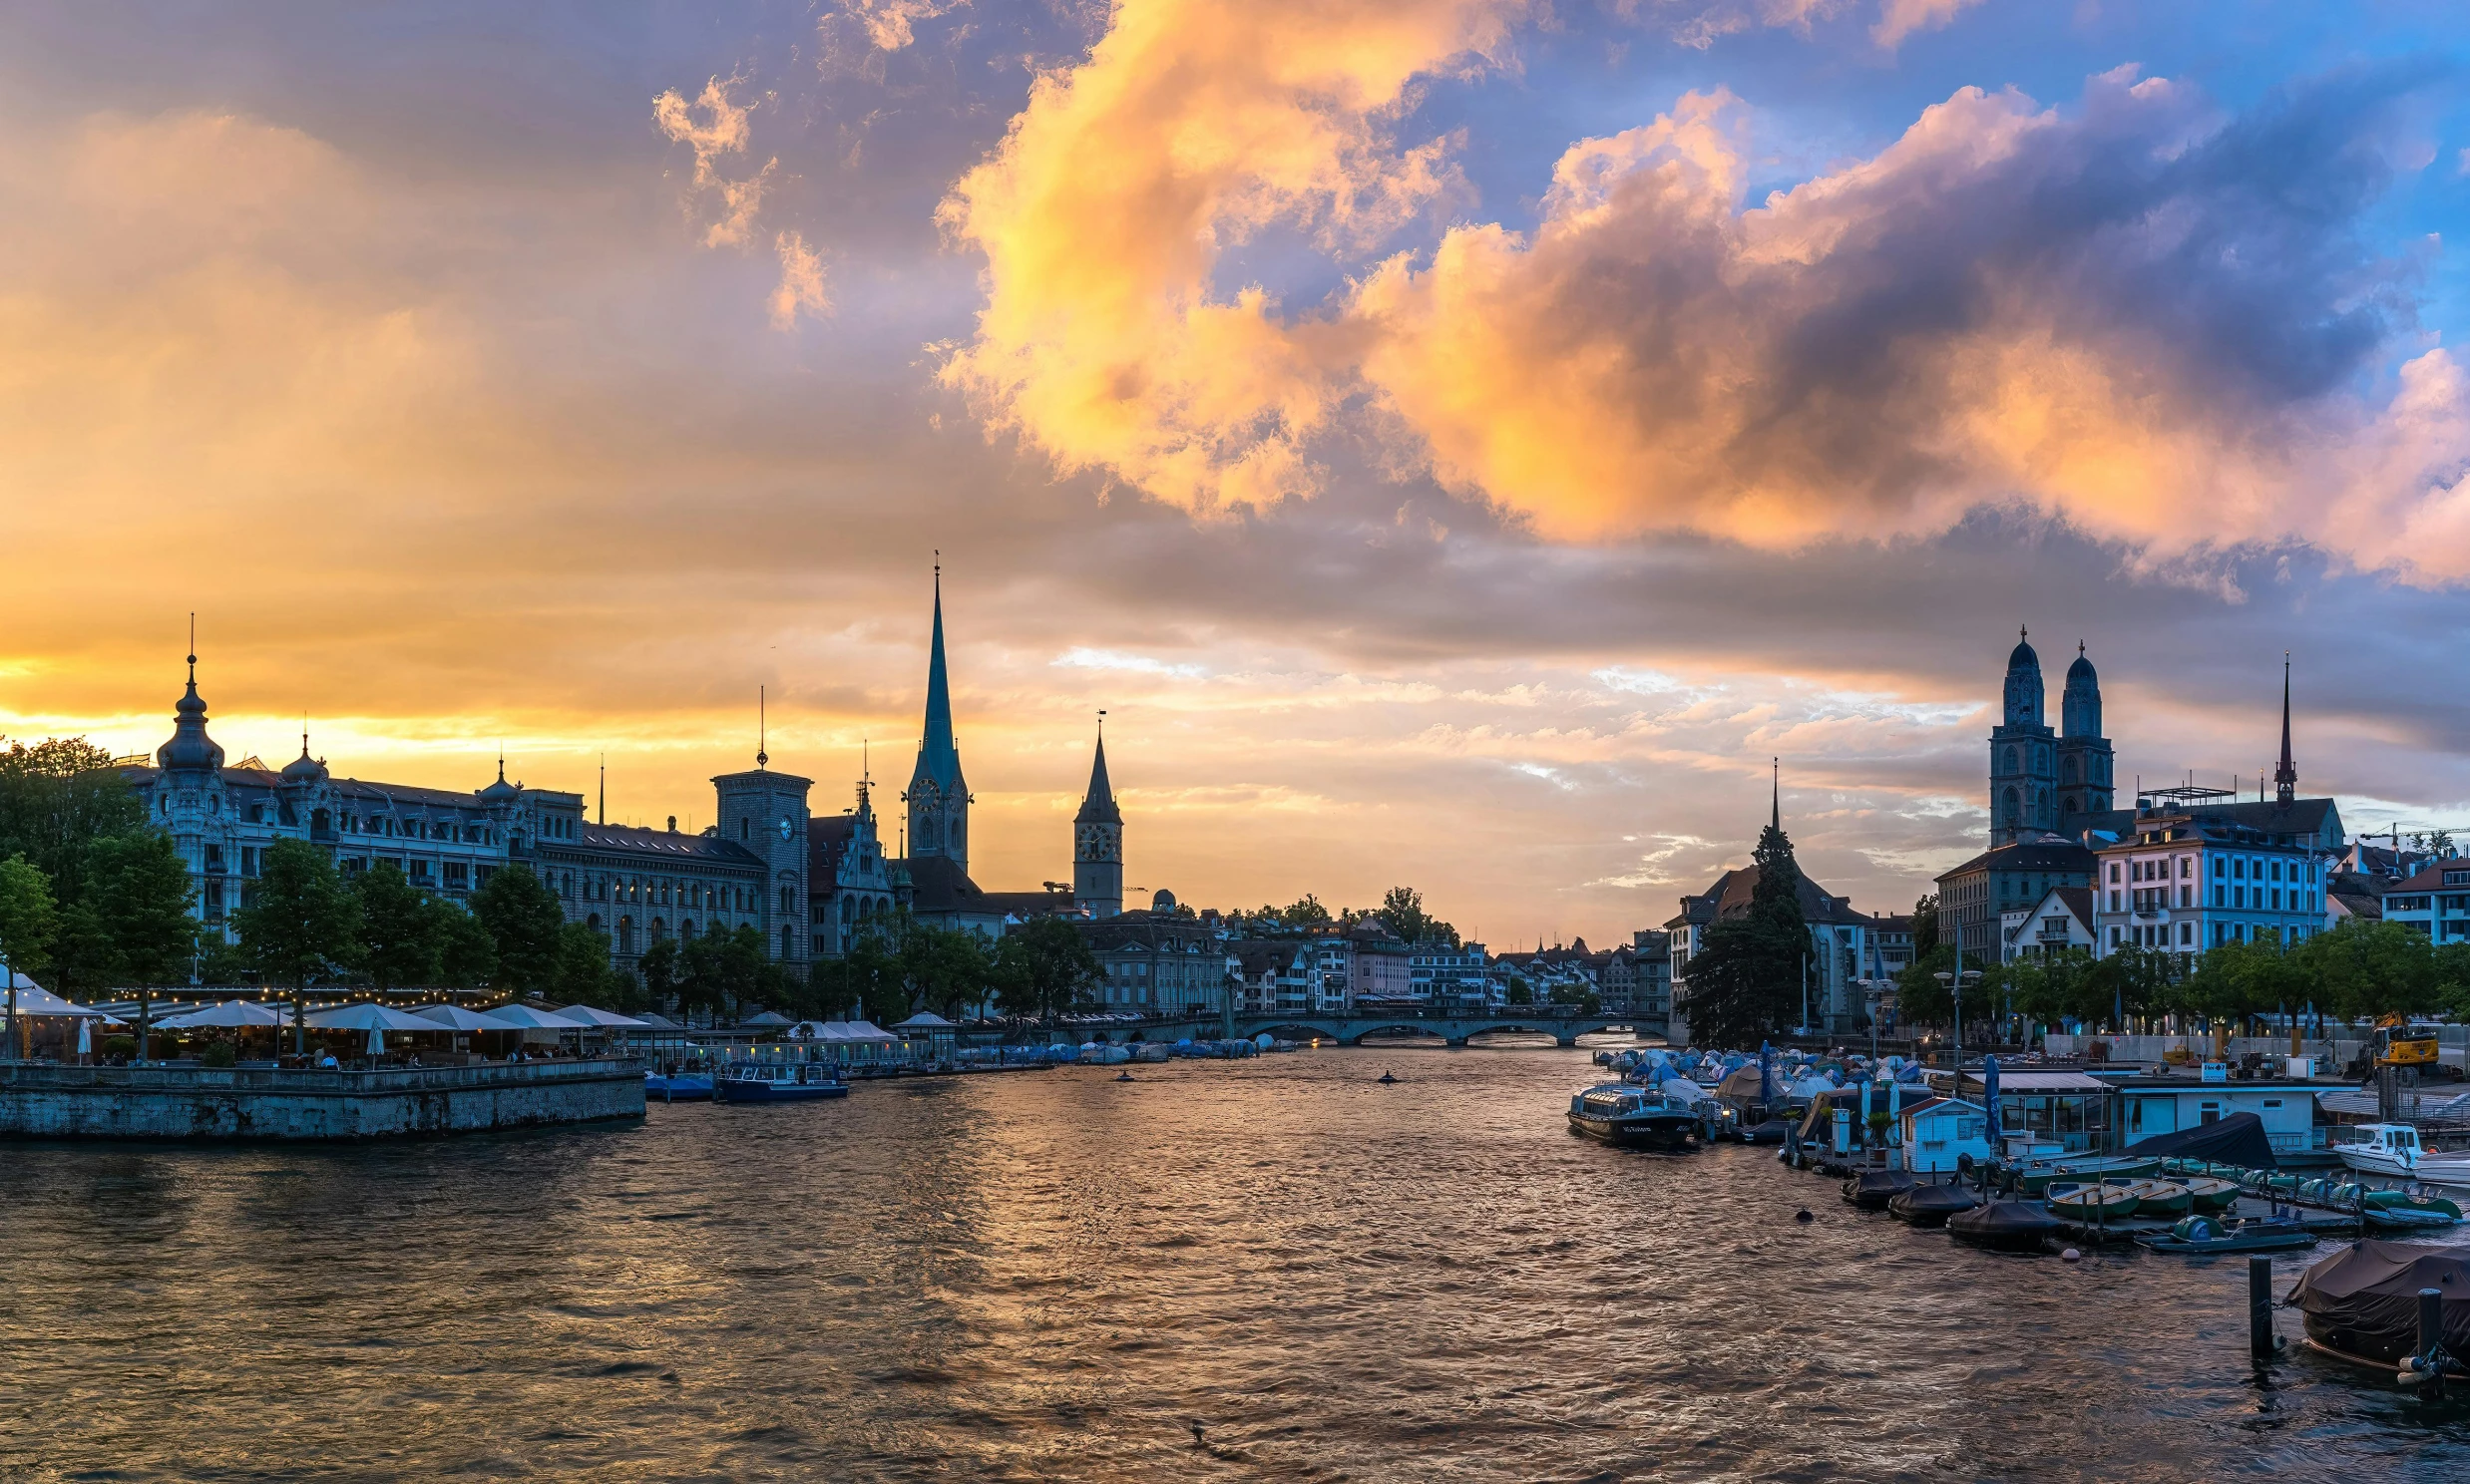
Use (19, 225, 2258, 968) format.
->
(2288, 1240, 2470, 1363)
(2122, 1110, 2277, 1171)
(1946, 1199, 2065, 1242)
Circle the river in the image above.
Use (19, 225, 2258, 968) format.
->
(2, 1046, 2465, 1480)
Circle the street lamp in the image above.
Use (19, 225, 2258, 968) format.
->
(1933, 965, 1980, 1070)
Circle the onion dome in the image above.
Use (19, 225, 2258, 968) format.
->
(156, 659, 225, 773)
(2007, 631, 2040, 671)
(280, 738, 328, 787)
(478, 756, 522, 803)
(2066, 647, 2097, 685)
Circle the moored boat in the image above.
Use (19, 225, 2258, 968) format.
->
(1888, 1182, 1979, 1227)
(1946, 1198, 2064, 1252)
(1566, 1084, 1701, 1150)
(1843, 1169, 1916, 1210)
(2291, 1241, 2470, 1369)
(2121, 1179, 2194, 1219)
(714, 1061, 851, 1103)
(2047, 1180, 2140, 1221)
(2336, 1123, 2427, 1179)
(2180, 1176, 2242, 1213)
(2135, 1215, 2318, 1256)
(645, 1071, 715, 1102)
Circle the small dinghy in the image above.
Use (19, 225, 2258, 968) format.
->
(2047, 1180, 2140, 1221)
(1946, 1198, 2064, 1252)
(1842, 1169, 1916, 1210)
(1888, 1182, 1979, 1227)
(2136, 1215, 2318, 1256)
(2121, 1179, 2194, 1219)
(2180, 1176, 2242, 1213)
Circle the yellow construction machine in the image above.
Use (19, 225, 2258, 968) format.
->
(2371, 1015, 2440, 1069)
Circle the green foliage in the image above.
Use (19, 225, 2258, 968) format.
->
(200, 1038, 237, 1068)
(993, 916, 1102, 1021)
(351, 863, 440, 988)
(0, 853, 60, 984)
(471, 866, 565, 995)
(1275, 895, 1331, 928)
(2297, 920, 2442, 1022)
(1680, 816, 1808, 1047)
(1505, 976, 1533, 1005)
(1546, 983, 1602, 1014)
(552, 922, 636, 1010)
(101, 1035, 135, 1061)
(677, 925, 771, 1021)
(637, 936, 681, 1005)
(1378, 886, 1459, 947)
(229, 839, 360, 990)
(1910, 893, 1940, 961)
(87, 831, 198, 987)
(0, 738, 145, 908)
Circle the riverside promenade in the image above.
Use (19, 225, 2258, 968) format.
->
(0, 1058, 645, 1140)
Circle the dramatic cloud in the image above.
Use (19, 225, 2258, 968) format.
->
(1872, 0, 1984, 49)
(944, 19, 2470, 575)
(770, 229, 831, 328)
(652, 74, 775, 247)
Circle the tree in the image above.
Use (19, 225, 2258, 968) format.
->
(1910, 893, 1940, 961)
(680, 925, 768, 1023)
(1679, 813, 1808, 1047)
(994, 916, 1102, 1023)
(1378, 887, 1458, 947)
(2298, 920, 2439, 1023)
(89, 832, 199, 1060)
(436, 907, 498, 988)
(471, 866, 566, 996)
(900, 924, 995, 1020)
(551, 922, 632, 1010)
(229, 838, 360, 1055)
(1276, 895, 1332, 928)
(0, 854, 60, 1057)
(0, 738, 145, 907)
(637, 937, 681, 1008)
(352, 863, 444, 989)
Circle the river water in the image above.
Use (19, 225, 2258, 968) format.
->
(3, 1046, 2467, 1481)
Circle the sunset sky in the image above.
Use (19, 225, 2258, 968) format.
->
(6, 1, 2470, 946)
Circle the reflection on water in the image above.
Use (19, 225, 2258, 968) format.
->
(3, 1048, 2465, 1481)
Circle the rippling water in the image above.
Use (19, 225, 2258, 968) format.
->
(4, 1046, 2467, 1481)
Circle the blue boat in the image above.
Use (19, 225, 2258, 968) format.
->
(714, 1061, 850, 1103)
(645, 1071, 715, 1102)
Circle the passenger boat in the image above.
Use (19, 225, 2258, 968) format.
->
(644, 1071, 715, 1102)
(1566, 1084, 1701, 1150)
(714, 1061, 851, 1103)
(2136, 1215, 2318, 1256)
(2046, 1180, 2141, 1221)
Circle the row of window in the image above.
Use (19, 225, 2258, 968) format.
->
(2110, 921, 2316, 949)
(2108, 854, 2316, 886)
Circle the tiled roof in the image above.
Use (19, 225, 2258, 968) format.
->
(1936, 838, 2098, 881)
(558, 823, 764, 868)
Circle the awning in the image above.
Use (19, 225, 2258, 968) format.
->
(306, 1004, 446, 1032)
(156, 999, 285, 1029)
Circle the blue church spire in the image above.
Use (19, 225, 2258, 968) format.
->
(906, 556, 972, 874)
(916, 558, 963, 791)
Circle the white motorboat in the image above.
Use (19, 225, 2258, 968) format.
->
(2331, 1122, 2470, 1186)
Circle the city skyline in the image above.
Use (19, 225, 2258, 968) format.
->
(6, 3, 2470, 944)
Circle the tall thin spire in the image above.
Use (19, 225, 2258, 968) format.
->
(757, 685, 768, 770)
(187, 612, 197, 684)
(916, 556, 961, 788)
(598, 752, 606, 826)
(1077, 711, 1120, 825)
(1770, 757, 1781, 834)
(2274, 652, 2296, 808)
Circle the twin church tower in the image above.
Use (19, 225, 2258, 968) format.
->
(901, 570, 1125, 920)
(1988, 628, 2116, 846)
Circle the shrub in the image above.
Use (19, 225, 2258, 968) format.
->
(201, 1040, 236, 1068)
(102, 1035, 136, 1060)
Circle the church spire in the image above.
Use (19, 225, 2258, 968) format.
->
(906, 556, 971, 873)
(2274, 652, 2296, 807)
(1770, 757, 1780, 834)
(1077, 713, 1121, 825)
(917, 557, 960, 787)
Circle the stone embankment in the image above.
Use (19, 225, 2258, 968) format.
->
(0, 1059, 645, 1140)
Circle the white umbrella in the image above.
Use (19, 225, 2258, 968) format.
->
(555, 1005, 649, 1028)
(366, 1025, 384, 1057)
(478, 1005, 592, 1030)
(76, 1020, 90, 1058)
(892, 1010, 958, 1031)
(411, 1004, 503, 1031)
(157, 999, 285, 1029)
(304, 1004, 442, 1032)
(6, 979, 115, 1018)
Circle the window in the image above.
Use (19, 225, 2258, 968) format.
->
(2109, 863, 2121, 884)
(2180, 922, 2193, 945)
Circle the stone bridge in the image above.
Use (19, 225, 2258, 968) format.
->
(1105, 1010, 1649, 1049)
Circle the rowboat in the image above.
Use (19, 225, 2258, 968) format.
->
(2120, 1179, 2194, 1219)
(2180, 1176, 2242, 1213)
(2047, 1180, 2140, 1221)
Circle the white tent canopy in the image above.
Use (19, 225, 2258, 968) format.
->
(4, 977, 119, 1019)
(892, 1011, 958, 1031)
(411, 1004, 505, 1032)
(157, 999, 286, 1029)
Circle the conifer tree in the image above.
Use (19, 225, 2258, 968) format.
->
(1676, 772, 1809, 1048)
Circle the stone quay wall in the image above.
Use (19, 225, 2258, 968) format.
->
(0, 1059, 647, 1141)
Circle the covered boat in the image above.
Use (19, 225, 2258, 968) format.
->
(2123, 1110, 2277, 1172)
(1888, 1183, 1980, 1227)
(2289, 1241, 2470, 1366)
(1946, 1198, 2064, 1252)
(1843, 1169, 1916, 1210)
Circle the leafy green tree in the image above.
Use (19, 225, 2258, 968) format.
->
(89, 832, 199, 1059)
(994, 916, 1102, 1023)
(680, 925, 769, 1023)
(2297, 920, 2439, 1023)
(1505, 976, 1533, 1005)
(0, 738, 145, 907)
(46, 901, 120, 1001)
(1276, 895, 1332, 928)
(1679, 813, 1808, 1047)
(352, 863, 444, 988)
(1378, 886, 1458, 947)
(229, 838, 360, 1055)
(471, 865, 565, 996)
(1910, 893, 1940, 961)
(436, 906, 498, 988)
(551, 922, 631, 1009)
(0, 853, 60, 1056)
(901, 924, 994, 1020)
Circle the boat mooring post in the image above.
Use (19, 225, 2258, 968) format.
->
(2248, 1257, 2282, 1365)
(2412, 1287, 2448, 1399)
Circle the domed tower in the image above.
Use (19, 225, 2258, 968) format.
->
(2055, 642, 2114, 824)
(1987, 627, 2057, 846)
(1072, 722, 1122, 920)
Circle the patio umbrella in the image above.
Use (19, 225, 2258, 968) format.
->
(478, 1005, 592, 1030)
(366, 1025, 384, 1057)
(304, 1004, 442, 1032)
(157, 999, 285, 1029)
(411, 1004, 502, 1031)
(556, 1005, 650, 1028)
(1982, 1054, 2003, 1148)
(76, 1020, 90, 1059)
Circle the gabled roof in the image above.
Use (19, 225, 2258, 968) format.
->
(904, 854, 992, 914)
(2387, 859, 2470, 895)
(1936, 838, 2098, 882)
(566, 823, 765, 868)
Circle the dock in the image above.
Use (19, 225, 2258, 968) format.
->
(0, 1059, 645, 1140)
